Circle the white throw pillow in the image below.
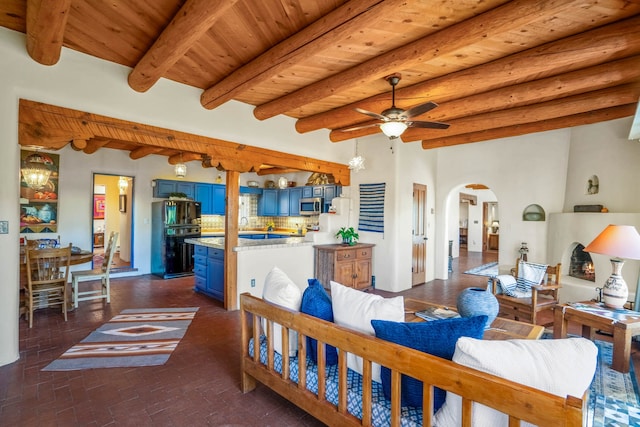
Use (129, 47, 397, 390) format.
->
(330, 280, 404, 382)
(433, 337, 597, 427)
(262, 267, 302, 357)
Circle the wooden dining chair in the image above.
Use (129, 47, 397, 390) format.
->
(24, 243, 72, 328)
(71, 231, 119, 308)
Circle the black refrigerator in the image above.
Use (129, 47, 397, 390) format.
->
(151, 200, 201, 278)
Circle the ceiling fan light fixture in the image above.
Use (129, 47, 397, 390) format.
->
(21, 151, 52, 189)
(380, 121, 407, 138)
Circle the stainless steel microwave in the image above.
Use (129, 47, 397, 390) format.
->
(299, 197, 322, 216)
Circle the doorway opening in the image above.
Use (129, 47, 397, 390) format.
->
(92, 173, 134, 271)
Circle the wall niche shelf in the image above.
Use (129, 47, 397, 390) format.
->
(523, 204, 545, 221)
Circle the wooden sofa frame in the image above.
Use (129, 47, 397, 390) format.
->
(240, 293, 585, 427)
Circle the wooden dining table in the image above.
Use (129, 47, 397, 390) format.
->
(19, 248, 94, 317)
(19, 249, 94, 270)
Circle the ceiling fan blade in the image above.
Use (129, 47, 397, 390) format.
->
(354, 107, 387, 121)
(340, 123, 381, 132)
(409, 120, 450, 130)
(400, 101, 438, 119)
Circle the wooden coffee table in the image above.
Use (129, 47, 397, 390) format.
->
(404, 298, 544, 341)
(554, 301, 640, 373)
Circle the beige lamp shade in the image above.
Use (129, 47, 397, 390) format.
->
(584, 225, 640, 260)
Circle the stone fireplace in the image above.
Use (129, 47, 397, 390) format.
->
(548, 213, 640, 304)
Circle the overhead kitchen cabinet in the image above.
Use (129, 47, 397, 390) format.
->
(289, 187, 303, 216)
(195, 183, 225, 215)
(258, 189, 278, 216)
(153, 179, 195, 199)
(277, 188, 290, 216)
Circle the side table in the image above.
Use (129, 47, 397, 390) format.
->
(554, 302, 640, 373)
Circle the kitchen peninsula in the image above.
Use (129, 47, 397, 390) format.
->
(185, 234, 315, 305)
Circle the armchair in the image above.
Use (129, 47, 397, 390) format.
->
(491, 259, 561, 325)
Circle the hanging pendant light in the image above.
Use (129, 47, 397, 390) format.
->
(21, 151, 53, 189)
(174, 153, 187, 178)
(348, 140, 365, 172)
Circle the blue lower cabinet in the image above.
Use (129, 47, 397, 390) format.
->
(193, 245, 224, 302)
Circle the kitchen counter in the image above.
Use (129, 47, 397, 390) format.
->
(201, 230, 305, 238)
(185, 236, 310, 252)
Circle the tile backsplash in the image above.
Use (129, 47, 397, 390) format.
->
(201, 193, 318, 230)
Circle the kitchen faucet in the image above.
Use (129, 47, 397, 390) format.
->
(240, 216, 248, 230)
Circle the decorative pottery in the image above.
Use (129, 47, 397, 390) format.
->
(602, 259, 628, 308)
(456, 287, 499, 326)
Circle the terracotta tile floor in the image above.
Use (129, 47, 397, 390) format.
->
(2, 251, 639, 426)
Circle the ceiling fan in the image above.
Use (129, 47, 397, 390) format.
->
(343, 74, 449, 139)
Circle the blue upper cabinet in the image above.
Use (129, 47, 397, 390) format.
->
(289, 187, 303, 216)
(258, 189, 278, 216)
(153, 179, 195, 199)
(277, 188, 290, 216)
(195, 183, 225, 215)
(195, 183, 213, 214)
(212, 185, 225, 215)
(302, 186, 313, 198)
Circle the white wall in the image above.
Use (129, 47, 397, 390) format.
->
(0, 27, 350, 366)
(433, 131, 571, 278)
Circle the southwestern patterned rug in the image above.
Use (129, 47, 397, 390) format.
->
(587, 340, 640, 427)
(42, 307, 198, 371)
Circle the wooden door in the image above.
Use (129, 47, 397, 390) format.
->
(412, 184, 427, 286)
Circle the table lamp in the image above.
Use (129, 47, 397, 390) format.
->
(584, 225, 640, 308)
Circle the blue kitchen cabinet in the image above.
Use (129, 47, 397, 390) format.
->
(153, 179, 195, 199)
(207, 247, 224, 301)
(312, 186, 324, 198)
(302, 186, 313, 198)
(323, 185, 341, 211)
(212, 184, 226, 215)
(258, 189, 278, 216)
(194, 183, 225, 215)
(195, 183, 213, 214)
(278, 188, 290, 216)
(289, 187, 303, 216)
(193, 244, 224, 302)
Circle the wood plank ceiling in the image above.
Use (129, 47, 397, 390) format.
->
(2, 0, 640, 170)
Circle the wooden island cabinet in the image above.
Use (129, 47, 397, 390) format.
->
(314, 243, 374, 290)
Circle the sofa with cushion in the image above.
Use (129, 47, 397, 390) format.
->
(241, 267, 597, 426)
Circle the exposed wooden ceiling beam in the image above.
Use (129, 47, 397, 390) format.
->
(253, 0, 586, 121)
(168, 152, 202, 164)
(83, 139, 110, 155)
(25, 0, 71, 65)
(329, 55, 640, 142)
(407, 83, 640, 142)
(257, 167, 302, 176)
(129, 146, 164, 160)
(308, 16, 640, 137)
(18, 99, 350, 185)
(421, 104, 637, 150)
(128, 0, 240, 93)
(200, 0, 388, 110)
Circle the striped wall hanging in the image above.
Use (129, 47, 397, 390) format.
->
(358, 183, 385, 233)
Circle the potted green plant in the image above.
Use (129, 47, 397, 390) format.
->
(336, 227, 359, 246)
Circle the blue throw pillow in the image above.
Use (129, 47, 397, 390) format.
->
(371, 315, 487, 411)
(300, 278, 338, 365)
